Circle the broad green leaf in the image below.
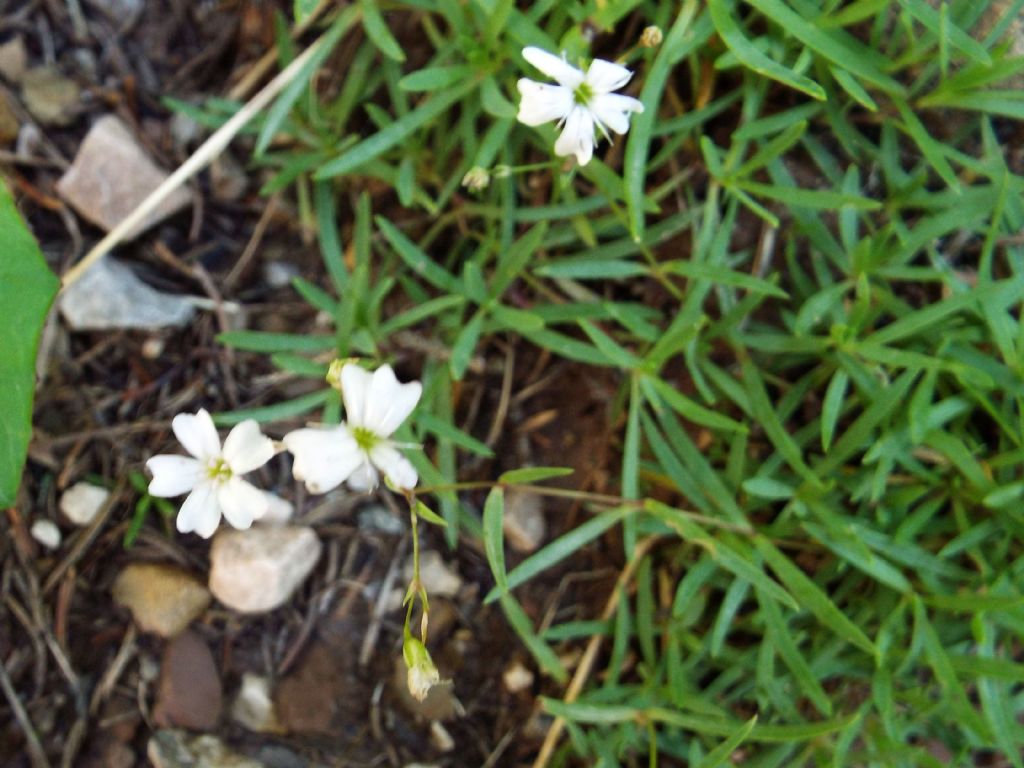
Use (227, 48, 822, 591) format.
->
(0, 182, 59, 505)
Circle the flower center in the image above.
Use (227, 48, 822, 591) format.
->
(573, 81, 594, 106)
(352, 426, 380, 453)
(206, 457, 233, 482)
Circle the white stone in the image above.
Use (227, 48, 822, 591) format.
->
(30, 520, 61, 550)
(258, 492, 294, 526)
(502, 661, 534, 693)
(503, 490, 546, 553)
(429, 721, 455, 752)
(231, 674, 281, 734)
(59, 482, 109, 526)
(59, 255, 195, 330)
(56, 115, 192, 238)
(209, 526, 322, 614)
(405, 551, 461, 598)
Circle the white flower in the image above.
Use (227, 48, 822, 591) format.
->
(517, 46, 644, 166)
(146, 409, 276, 538)
(283, 363, 422, 494)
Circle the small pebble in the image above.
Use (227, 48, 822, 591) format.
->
(30, 520, 61, 549)
(502, 661, 534, 694)
(405, 551, 461, 598)
(59, 482, 109, 526)
(429, 721, 455, 752)
(231, 674, 281, 734)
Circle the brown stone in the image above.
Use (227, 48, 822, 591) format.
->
(56, 115, 192, 238)
(153, 631, 222, 731)
(112, 562, 211, 637)
(0, 92, 18, 146)
(274, 644, 342, 735)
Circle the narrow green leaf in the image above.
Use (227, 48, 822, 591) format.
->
(217, 330, 337, 353)
(361, 0, 405, 61)
(316, 80, 475, 178)
(499, 467, 574, 484)
(483, 487, 507, 591)
(755, 536, 877, 656)
(709, 0, 826, 100)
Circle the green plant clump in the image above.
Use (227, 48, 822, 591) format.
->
(192, 0, 1024, 764)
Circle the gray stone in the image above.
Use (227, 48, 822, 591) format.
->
(503, 489, 546, 553)
(56, 115, 191, 238)
(148, 730, 264, 768)
(112, 563, 211, 637)
(209, 526, 322, 613)
(58, 255, 195, 330)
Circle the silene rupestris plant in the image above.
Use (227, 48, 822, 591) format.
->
(22, 0, 1024, 763)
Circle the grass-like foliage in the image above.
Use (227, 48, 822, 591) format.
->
(203, 0, 1024, 763)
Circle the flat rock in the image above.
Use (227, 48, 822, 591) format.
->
(274, 644, 344, 735)
(148, 730, 264, 768)
(21, 67, 79, 125)
(59, 255, 195, 330)
(503, 490, 546, 553)
(112, 562, 211, 637)
(209, 526, 322, 613)
(56, 114, 191, 238)
(0, 37, 27, 82)
(59, 481, 109, 526)
(405, 550, 461, 598)
(154, 631, 223, 731)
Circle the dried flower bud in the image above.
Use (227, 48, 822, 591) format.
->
(403, 635, 440, 701)
(640, 26, 663, 48)
(461, 166, 490, 192)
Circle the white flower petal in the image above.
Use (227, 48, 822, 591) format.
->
(283, 426, 363, 494)
(522, 46, 584, 89)
(176, 481, 221, 538)
(517, 80, 574, 126)
(217, 477, 267, 530)
(172, 409, 221, 461)
(370, 443, 418, 490)
(585, 58, 633, 93)
(146, 455, 203, 497)
(363, 365, 422, 438)
(346, 460, 380, 492)
(590, 92, 645, 135)
(554, 106, 595, 165)
(222, 419, 276, 475)
(340, 364, 374, 428)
